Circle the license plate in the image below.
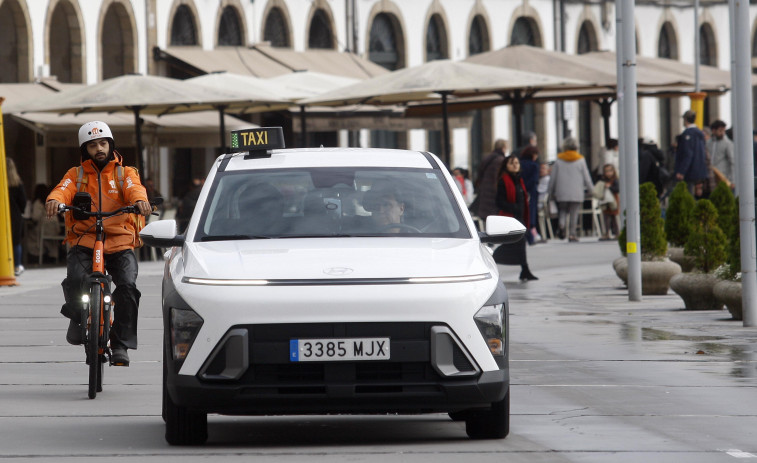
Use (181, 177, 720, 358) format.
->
(290, 338, 390, 362)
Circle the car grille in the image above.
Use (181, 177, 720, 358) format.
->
(202, 322, 479, 394)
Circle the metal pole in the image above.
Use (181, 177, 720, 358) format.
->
(694, 0, 700, 93)
(730, 0, 757, 327)
(218, 106, 227, 152)
(300, 105, 307, 148)
(729, 2, 739, 195)
(440, 92, 451, 167)
(131, 107, 144, 174)
(615, 3, 626, 219)
(619, 0, 642, 301)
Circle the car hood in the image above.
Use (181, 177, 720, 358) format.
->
(180, 238, 491, 280)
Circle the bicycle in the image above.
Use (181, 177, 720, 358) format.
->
(58, 192, 157, 399)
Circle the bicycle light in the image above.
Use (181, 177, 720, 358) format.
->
(81, 294, 90, 304)
(103, 295, 112, 304)
(170, 308, 204, 361)
(474, 303, 506, 356)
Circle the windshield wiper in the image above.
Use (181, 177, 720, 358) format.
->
(200, 234, 273, 241)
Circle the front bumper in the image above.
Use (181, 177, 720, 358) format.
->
(165, 321, 508, 415)
(167, 368, 508, 415)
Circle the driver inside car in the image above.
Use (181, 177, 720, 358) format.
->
(363, 187, 405, 233)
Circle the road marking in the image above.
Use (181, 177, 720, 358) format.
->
(720, 449, 757, 458)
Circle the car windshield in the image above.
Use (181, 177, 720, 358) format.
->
(193, 167, 470, 240)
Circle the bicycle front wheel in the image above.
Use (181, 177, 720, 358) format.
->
(88, 284, 101, 399)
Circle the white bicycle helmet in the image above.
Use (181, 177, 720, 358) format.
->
(78, 121, 114, 147)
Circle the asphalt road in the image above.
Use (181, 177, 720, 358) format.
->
(1, 239, 756, 462)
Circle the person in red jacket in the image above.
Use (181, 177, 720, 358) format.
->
(45, 121, 151, 366)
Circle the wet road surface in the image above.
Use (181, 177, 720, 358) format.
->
(0, 239, 755, 462)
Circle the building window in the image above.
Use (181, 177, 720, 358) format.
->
(218, 6, 243, 46)
(369, 13, 401, 70)
(171, 5, 197, 45)
(369, 13, 404, 149)
(101, 3, 135, 80)
(0, 1, 20, 82)
(426, 14, 447, 61)
(49, 2, 82, 83)
(700, 23, 717, 126)
(511, 17, 539, 47)
(264, 7, 290, 48)
(469, 15, 490, 176)
(468, 15, 489, 56)
(426, 14, 448, 156)
(510, 17, 540, 146)
(308, 9, 333, 49)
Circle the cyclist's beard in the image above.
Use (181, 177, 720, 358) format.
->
(93, 151, 114, 170)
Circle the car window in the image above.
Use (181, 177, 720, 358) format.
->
(194, 167, 470, 241)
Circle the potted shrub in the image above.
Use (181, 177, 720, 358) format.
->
(709, 181, 736, 241)
(664, 182, 695, 271)
(614, 182, 681, 294)
(669, 199, 727, 310)
(713, 191, 742, 320)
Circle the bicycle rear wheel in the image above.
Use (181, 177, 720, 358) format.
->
(88, 284, 101, 399)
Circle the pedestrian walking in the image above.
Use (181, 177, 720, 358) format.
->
(674, 110, 708, 195)
(547, 137, 594, 242)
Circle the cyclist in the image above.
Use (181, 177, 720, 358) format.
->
(45, 121, 151, 366)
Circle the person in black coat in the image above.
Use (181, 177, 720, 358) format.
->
(492, 153, 538, 282)
(638, 138, 668, 196)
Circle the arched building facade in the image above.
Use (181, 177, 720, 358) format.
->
(0, 0, 753, 204)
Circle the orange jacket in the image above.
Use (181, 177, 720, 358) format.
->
(47, 152, 148, 253)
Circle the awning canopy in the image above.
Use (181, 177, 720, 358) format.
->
(13, 110, 255, 148)
(156, 44, 388, 80)
(0, 82, 254, 149)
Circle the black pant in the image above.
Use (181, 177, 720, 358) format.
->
(60, 246, 141, 350)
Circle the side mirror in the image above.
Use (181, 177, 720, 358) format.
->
(479, 216, 526, 244)
(140, 219, 185, 248)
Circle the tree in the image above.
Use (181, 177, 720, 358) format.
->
(617, 183, 666, 260)
(708, 181, 736, 240)
(684, 199, 727, 273)
(664, 182, 695, 247)
(639, 182, 667, 260)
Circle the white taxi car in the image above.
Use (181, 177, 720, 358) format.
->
(141, 127, 525, 445)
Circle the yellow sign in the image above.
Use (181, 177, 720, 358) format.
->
(230, 127, 285, 151)
(626, 242, 638, 254)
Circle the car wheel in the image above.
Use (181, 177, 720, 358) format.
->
(465, 391, 510, 439)
(164, 380, 208, 445)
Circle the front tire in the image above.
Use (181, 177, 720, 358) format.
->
(465, 391, 510, 439)
(87, 285, 102, 400)
(164, 380, 208, 445)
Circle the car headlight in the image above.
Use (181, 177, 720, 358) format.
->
(170, 308, 203, 361)
(474, 303, 505, 356)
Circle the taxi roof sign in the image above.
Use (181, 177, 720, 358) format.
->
(230, 127, 285, 153)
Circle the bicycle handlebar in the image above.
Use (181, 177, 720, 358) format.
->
(58, 202, 159, 218)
